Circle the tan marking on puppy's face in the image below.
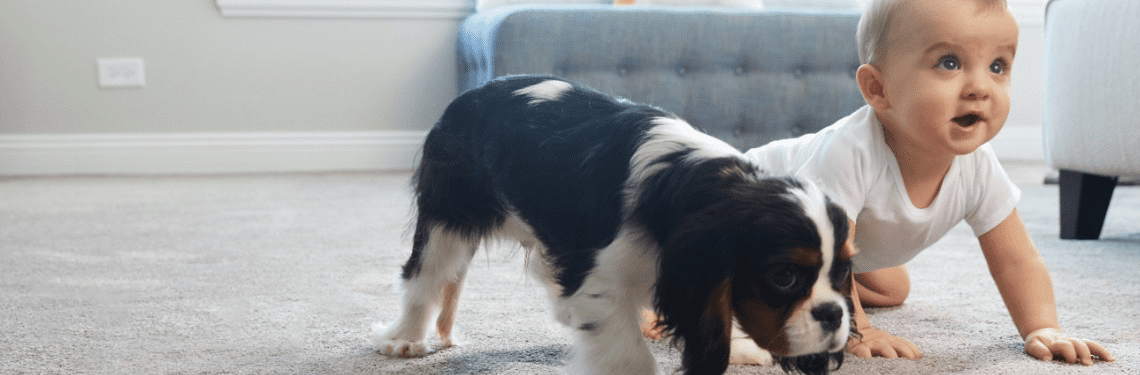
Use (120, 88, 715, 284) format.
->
(708, 280, 734, 346)
(734, 296, 798, 356)
(791, 247, 822, 267)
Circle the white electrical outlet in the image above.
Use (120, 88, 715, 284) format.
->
(96, 57, 146, 88)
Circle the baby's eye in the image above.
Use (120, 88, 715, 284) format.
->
(990, 59, 1009, 74)
(937, 55, 960, 70)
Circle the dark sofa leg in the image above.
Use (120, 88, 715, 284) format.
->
(1059, 170, 1118, 240)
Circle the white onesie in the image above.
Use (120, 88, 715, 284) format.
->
(744, 105, 1021, 273)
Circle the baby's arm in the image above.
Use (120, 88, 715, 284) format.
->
(978, 209, 1114, 365)
(844, 219, 922, 359)
(848, 274, 923, 359)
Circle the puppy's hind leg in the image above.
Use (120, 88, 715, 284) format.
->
(435, 267, 467, 348)
(373, 221, 477, 358)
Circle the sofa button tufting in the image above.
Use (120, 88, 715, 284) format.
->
(554, 63, 571, 76)
(732, 123, 747, 137)
(734, 65, 745, 75)
(794, 68, 805, 77)
(676, 66, 688, 76)
(794, 120, 813, 135)
(618, 66, 629, 76)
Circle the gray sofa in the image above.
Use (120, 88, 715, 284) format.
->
(457, 4, 864, 151)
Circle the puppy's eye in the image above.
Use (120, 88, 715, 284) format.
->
(770, 268, 798, 290)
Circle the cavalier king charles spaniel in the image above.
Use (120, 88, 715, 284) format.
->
(374, 76, 854, 375)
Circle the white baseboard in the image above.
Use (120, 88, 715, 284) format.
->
(0, 127, 1042, 176)
(0, 131, 427, 176)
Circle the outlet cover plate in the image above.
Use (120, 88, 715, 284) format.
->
(97, 58, 146, 88)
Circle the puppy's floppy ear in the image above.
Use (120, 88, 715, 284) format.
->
(655, 237, 734, 375)
(638, 157, 754, 373)
(652, 202, 743, 374)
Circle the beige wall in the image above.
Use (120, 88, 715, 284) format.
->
(0, 1, 1047, 174)
(0, 0, 461, 135)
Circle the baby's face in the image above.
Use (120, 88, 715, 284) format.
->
(874, 0, 1018, 157)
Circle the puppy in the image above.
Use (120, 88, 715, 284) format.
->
(373, 76, 853, 375)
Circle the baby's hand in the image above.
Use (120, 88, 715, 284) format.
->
(1024, 328, 1115, 365)
(640, 308, 666, 341)
(847, 326, 922, 359)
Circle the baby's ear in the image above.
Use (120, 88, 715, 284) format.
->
(856, 64, 889, 111)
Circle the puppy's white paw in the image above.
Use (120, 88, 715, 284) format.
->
(729, 336, 774, 366)
(372, 322, 428, 358)
(378, 339, 428, 358)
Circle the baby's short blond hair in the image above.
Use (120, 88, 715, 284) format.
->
(856, 0, 1010, 65)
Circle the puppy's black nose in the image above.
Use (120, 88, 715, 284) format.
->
(811, 303, 843, 332)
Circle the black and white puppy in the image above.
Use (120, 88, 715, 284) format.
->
(373, 76, 853, 375)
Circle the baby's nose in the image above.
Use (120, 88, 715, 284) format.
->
(963, 72, 992, 100)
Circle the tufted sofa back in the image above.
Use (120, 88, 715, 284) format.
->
(458, 4, 865, 151)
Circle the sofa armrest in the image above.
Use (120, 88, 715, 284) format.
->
(458, 4, 864, 150)
(1043, 0, 1140, 176)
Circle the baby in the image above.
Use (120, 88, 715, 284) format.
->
(740, 0, 1114, 365)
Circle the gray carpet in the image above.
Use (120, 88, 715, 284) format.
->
(2, 162, 1137, 374)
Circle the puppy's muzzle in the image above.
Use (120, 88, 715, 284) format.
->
(811, 303, 844, 333)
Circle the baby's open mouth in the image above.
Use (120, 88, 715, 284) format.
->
(952, 114, 982, 127)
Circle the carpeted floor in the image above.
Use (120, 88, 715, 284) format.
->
(1, 161, 1137, 374)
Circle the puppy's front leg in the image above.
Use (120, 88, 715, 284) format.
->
(728, 321, 774, 366)
(565, 291, 660, 375)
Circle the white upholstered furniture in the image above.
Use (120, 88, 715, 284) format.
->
(1042, 0, 1140, 239)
